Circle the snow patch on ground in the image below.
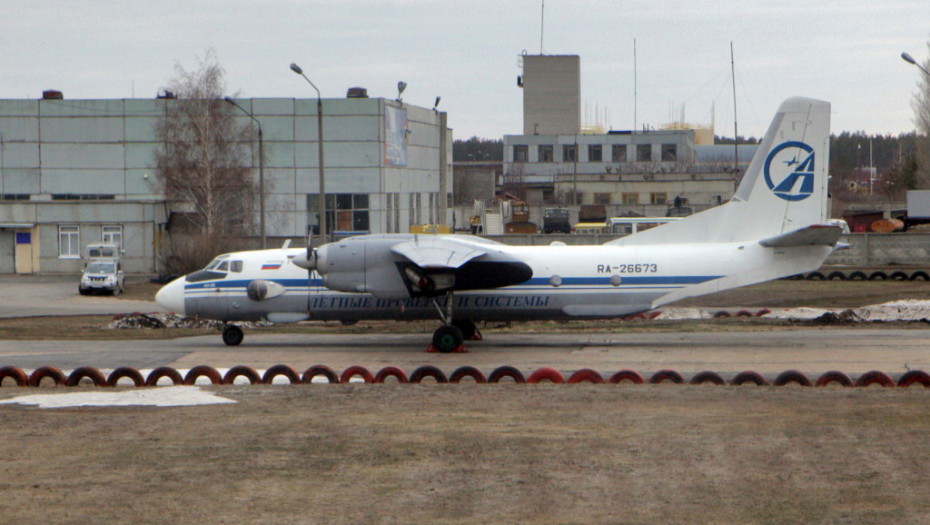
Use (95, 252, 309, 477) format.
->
(0, 386, 236, 409)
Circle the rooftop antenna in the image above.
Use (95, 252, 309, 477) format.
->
(731, 41, 738, 173)
(540, 0, 545, 54)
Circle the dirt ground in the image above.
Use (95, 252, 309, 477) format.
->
(2, 385, 930, 524)
(2, 279, 930, 523)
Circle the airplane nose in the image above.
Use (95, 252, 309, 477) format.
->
(155, 277, 186, 315)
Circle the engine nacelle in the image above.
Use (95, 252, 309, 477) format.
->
(314, 237, 411, 298)
(246, 279, 287, 301)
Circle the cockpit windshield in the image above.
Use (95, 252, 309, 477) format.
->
(185, 256, 243, 283)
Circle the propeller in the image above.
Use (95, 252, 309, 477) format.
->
(292, 229, 317, 270)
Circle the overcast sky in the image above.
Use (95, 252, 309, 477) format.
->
(3, 0, 929, 140)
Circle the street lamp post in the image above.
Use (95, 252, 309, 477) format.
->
(224, 97, 266, 249)
(902, 52, 930, 77)
(289, 62, 327, 241)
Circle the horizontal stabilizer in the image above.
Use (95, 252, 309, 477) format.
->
(390, 236, 487, 269)
(759, 225, 844, 248)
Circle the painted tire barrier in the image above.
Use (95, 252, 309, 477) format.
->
(609, 369, 645, 384)
(649, 369, 685, 384)
(826, 271, 846, 281)
(29, 366, 66, 387)
(856, 370, 895, 388)
(223, 366, 261, 385)
(374, 366, 409, 384)
(487, 366, 526, 384)
(340, 366, 374, 384)
(567, 369, 605, 384)
(911, 271, 930, 281)
(449, 366, 487, 383)
(184, 365, 223, 386)
(730, 370, 769, 386)
(66, 367, 107, 387)
(0, 366, 28, 387)
(302, 365, 340, 384)
(689, 371, 726, 385)
(847, 270, 868, 281)
(814, 370, 853, 387)
(409, 365, 448, 384)
(262, 364, 300, 385)
(146, 367, 184, 386)
(107, 367, 145, 387)
(773, 369, 812, 387)
(898, 370, 930, 388)
(713, 310, 731, 318)
(527, 367, 565, 384)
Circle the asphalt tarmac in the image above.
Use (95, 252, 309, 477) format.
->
(1, 274, 927, 379)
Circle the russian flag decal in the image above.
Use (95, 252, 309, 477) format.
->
(262, 261, 283, 270)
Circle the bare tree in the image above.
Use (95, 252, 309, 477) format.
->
(912, 42, 930, 188)
(154, 51, 256, 274)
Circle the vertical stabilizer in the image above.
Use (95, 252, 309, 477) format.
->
(609, 97, 831, 245)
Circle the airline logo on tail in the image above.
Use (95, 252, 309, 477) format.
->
(764, 141, 816, 201)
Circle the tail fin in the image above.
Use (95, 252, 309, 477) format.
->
(609, 97, 831, 245)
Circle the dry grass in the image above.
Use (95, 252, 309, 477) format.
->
(1, 385, 929, 524)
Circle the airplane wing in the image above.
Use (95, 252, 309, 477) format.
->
(758, 224, 844, 248)
(389, 236, 488, 269)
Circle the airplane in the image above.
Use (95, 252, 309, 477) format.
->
(155, 97, 842, 352)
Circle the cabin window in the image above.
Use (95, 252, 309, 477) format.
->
(216, 261, 229, 272)
(230, 261, 243, 272)
(58, 225, 80, 258)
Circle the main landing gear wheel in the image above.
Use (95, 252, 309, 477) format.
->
(432, 325, 464, 353)
(451, 319, 477, 341)
(222, 325, 244, 346)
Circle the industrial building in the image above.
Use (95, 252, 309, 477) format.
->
(0, 93, 452, 273)
(501, 54, 752, 218)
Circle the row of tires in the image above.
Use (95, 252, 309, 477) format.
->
(795, 270, 930, 281)
(1, 365, 929, 388)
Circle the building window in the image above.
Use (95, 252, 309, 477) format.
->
(309, 193, 370, 234)
(538, 145, 554, 162)
(513, 145, 528, 163)
(593, 193, 611, 205)
(650, 192, 667, 205)
(588, 144, 603, 162)
(636, 144, 652, 162)
(59, 225, 80, 258)
(622, 193, 639, 205)
(102, 225, 122, 250)
(562, 144, 577, 162)
(662, 144, 677, 162)
(612, 145, 628, 162)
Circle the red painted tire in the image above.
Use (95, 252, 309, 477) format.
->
(649, 369, 684, 384)
(898, 370, 930, 388)
(374, 366, 409, 384)
(0, 366, 28, 387)
(184, 365, 223, 385)
(302, 365, 340, 384)
(756, 309, 772, 317)
(146, 367, 183, 386)
(689, 371, 725, 385)
(449, 366, 487, 383)
(340, 366, 374, 384)
(66, 367, 107, 387)
(729, 370, 769, 386)
(855, 370, 894, 388)
(567, 368, 605, 384)
(29, 366, 66, 387)
(608, 369, 645, 384)
(107, 367, 145, 387)
(814, 370, 852, 387)
(487, 366, 525, 384)
(223, 365, 261, 385)
(773, 370, 812, 387)
(409, 366, 447, 384)
(527, 368, 565, 384)
(735, 310, 753, 317)
(262, 364, 300, 385)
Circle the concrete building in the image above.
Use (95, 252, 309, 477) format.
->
(0, 93, 451, 273)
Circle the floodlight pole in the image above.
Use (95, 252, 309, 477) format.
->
(224, 97, 266, 249)
(290, 63, 327, 241)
